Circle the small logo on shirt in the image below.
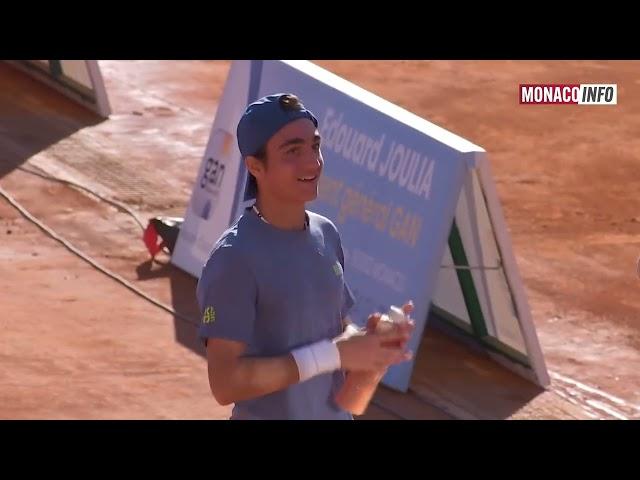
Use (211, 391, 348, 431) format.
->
(332, 261, 343, 277)
(203, 306, 216, 324)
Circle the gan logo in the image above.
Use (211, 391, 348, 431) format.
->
(203, 306, 216, 324)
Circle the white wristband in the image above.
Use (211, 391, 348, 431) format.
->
(291, 340, 342, 383)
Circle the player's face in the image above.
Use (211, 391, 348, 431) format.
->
(250, 118, 323, 204)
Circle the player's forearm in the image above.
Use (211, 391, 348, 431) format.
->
(210, 353, 300, 406)
(209, 319, 358, 406)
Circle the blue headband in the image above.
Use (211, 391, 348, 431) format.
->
(237, 93, 318, 157)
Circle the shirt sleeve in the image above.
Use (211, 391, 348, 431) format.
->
(195, 245, 257, 346)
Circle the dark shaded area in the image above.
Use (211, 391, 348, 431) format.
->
(0, 62, 103, 180)
(403, 310, 545, 419)
(135, 258, 205, 358)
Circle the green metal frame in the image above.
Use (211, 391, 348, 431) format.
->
(431, 219, 531, 368)
(447, 220, 488, 337)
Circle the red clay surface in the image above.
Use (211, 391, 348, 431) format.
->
(1, 60, 639, 419)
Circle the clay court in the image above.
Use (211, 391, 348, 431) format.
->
(1, 60, 639, 419)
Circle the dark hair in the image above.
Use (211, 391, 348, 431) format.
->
(279, 94, 304, 111)
(253, 144, 267, 162)
(249, 143, 267, 196)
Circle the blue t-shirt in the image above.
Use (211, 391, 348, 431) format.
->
(196, 207, 356, 420)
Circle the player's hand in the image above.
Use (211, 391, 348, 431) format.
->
(335, 326, 412, 372)
(366, 300, 415, 349)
